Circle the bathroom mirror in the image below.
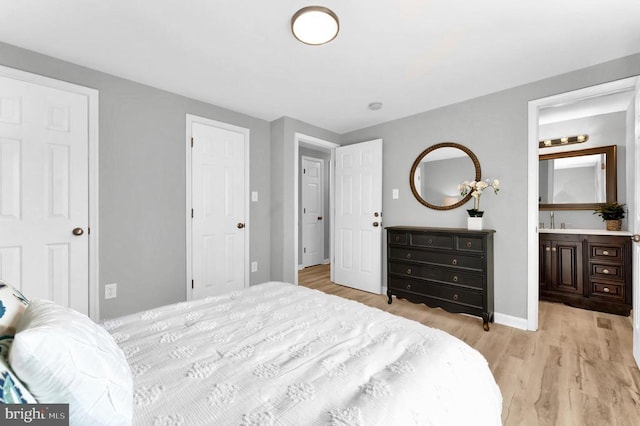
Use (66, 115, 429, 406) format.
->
(410, 142, 481, 210)
(539, 145, 617, 210)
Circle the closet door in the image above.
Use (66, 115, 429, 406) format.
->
(0, 75, 90, 314)
(189, 118, 249, 299)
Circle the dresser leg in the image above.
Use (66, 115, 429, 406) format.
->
(482, 312, 491, 331)
(387, 292, 392, 304)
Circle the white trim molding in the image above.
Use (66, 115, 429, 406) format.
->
(0, 65, 100, 321)
(494, 313, 528, 331)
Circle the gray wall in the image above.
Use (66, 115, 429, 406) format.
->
(341, 53, 640, 320)
(270, 117, 340, 283)
(4, 38, 640, 323)
(0, 42, 272, 319)
(298, 147, 331, 264)
(539, 112, 628, 230)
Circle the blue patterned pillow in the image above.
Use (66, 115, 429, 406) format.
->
(0, 281, 30, 359)
(0, 356, 36, 404)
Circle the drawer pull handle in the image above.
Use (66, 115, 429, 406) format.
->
(603, 269, 610, 274)
(407, 268, 412, 275)
(603, 287, 610, 293)
(428, 239, 433, 244)
(453, 294, 459, 301)
(551, 247, 557, 252)
(545, 247, 550, 252)
(453, 275, 458, 282)
(603, 250, 609, 256)
(406, 253, 412, 259)
(406, 284, 411, 290)
(466, 242, 472, 248)
(452, 259, 458, 265)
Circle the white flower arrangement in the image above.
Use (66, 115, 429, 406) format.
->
(458, 179, 500, 213)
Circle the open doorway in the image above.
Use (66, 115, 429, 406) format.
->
(293, 133, 339, 285)
(528, 76, 640, 366)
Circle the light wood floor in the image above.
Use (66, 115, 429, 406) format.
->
(299, 264, 640, 425)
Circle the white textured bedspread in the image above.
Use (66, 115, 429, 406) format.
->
(105, 282, 502, 425)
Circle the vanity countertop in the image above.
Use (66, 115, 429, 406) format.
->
(539, 228, 633, 236)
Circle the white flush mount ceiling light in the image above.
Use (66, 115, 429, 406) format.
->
(291, 6, 339, 45)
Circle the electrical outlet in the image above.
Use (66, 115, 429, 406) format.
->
(105, 283, 117, 299)
(392, 189, 399, 199)
(251, 191, 258, 202)
(251, 262, 258, 272)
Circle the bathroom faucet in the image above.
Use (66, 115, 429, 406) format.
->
(550, 211, 555, 229)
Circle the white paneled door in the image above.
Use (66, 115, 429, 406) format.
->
(334, 139, 383, 293)
(0, 75, 89, 314)
(190, 119, 248, 299)
(301, 156, 324, 267)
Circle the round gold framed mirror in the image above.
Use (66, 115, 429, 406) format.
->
(409, 142, 481, 210)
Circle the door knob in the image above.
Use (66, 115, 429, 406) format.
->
(373, 222, 379, 227)
(72, 227, 84, 236)
(632, 234, 640, 243)
(237, 223, 245, 229)
(374, 212, 379, 217)
(317, 216, 323, 220)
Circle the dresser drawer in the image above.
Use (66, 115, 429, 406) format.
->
(591, 281, 624, 300)
(590, 263, 624, 281)
(388, 231, 407, 245)
(388, 277, 483, 309)
(456, 236, 484, 252)
(388, 247, 483, 271)
(388, 262, 484, 290)
(589, 244, 624, 262)
(410, 233, 453, 250)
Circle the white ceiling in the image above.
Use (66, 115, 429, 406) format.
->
(1, 0, 639, 133)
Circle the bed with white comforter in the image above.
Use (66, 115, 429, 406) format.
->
(105, 281, 502, 425)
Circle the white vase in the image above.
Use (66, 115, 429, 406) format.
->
(467, 217, 483, 230)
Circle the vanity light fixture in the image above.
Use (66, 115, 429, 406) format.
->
(291, 6, 339, 45)
(539, 134, 589, 148)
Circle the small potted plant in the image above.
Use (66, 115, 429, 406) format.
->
(593, 202, 626, 231)
(458, 178, 500, 230)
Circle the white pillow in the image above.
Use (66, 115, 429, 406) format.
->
(9, 299, 132, 425)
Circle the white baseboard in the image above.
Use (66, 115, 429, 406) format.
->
(298, 264, 304, 270)
(493, 312, 528, 330)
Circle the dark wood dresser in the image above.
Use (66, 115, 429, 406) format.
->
(539, 232, 632, 316)
(386, 227, 495, 331)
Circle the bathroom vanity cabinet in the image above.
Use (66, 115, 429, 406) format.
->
(539, 231, 632, 316)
